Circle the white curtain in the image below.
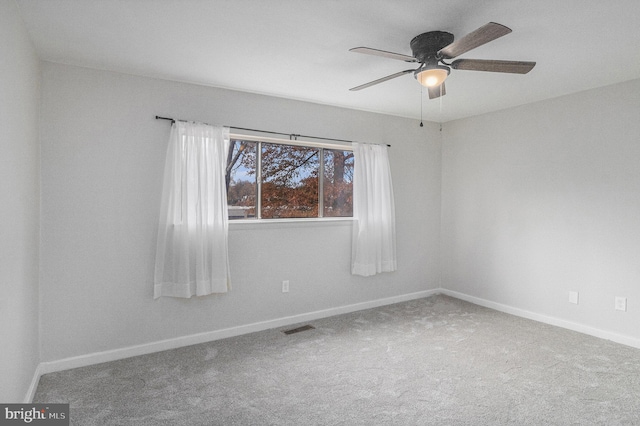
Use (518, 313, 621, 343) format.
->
(154, 121, 231, 298)
(351, 142, 397, 276)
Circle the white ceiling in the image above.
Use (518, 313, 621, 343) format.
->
(15, 0, 640, 122)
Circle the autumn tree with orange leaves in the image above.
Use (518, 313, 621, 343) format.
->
(226, 140, 353, 219)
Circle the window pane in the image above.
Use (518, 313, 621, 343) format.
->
(261, 143, 319, 218)
(323, 149, 354, 217)
(227, 140, 257, 219)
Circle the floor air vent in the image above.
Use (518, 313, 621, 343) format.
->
(283, 325, 315, 335)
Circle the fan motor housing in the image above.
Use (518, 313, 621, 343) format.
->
(410, 31, 454, 63)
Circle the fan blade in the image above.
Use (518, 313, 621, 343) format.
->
(427, 82, 446, 99)
(349, 47, 416, 62)
(349, 69, 414, 91)
(438, 22, 512, 59)
(451, 59, 536, 74)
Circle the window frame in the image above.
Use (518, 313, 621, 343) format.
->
(227, 133, 354, 222)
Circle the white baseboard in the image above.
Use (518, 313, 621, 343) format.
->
(33, 289, 439, 386)
(24, 363, 44, 403)
(438, 288, 640, 350)
(28, 286, 640, 402)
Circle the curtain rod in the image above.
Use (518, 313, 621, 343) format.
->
(155, 116, 390, 147)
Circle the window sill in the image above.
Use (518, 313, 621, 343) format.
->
(229, 217, 354, 229)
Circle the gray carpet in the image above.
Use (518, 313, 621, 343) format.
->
(34, 295, 640, 425)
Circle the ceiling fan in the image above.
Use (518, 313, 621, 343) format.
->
(349, 22, 536, 99)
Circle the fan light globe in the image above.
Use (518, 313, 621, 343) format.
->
(416, 66, 450, 87)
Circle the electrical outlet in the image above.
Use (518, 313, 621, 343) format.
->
(615, 296, 627, 312)
(282, 280, 289, 293)
(569, 291, 579, 304)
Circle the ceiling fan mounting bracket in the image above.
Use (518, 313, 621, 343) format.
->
(410, 31, 454, 63)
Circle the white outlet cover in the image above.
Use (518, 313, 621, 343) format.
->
(569, 291, 579, 304)
(615, 297, 627, 311)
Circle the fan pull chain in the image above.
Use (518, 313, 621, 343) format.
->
(420, 86, 424, 127)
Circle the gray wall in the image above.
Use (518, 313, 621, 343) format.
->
(0, 0, 41, 402)
(441, 78, 640, 341)
(39, 62, 442, 362)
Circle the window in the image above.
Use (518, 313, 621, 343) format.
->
(226, 137, 353, 220)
